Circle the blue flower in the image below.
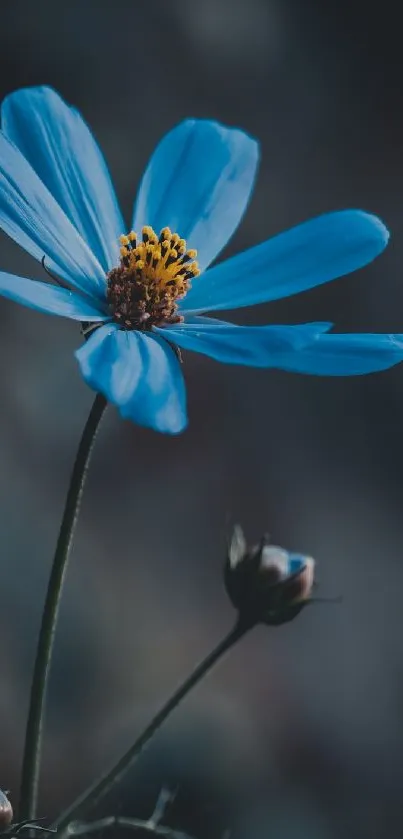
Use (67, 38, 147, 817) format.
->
(0, 86, 401, 433)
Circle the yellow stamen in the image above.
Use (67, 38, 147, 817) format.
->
(106, 224, 199, 330)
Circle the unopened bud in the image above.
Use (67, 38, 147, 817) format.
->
(0, 790, 13, 831)
(224, 525, 315, 626)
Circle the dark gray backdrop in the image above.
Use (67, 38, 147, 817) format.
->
(1, 2, 402, 837)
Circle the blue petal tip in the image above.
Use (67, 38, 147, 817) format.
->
(353, 209, 390, 250)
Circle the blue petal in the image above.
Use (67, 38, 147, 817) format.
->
(180, 210, 389, 314)
(275, 332, 403, 375)
(0, 131, 106, 300)
(75, 325, 187, 433)
(156, 318, 333, 366)
(288, 555, 306, 575)
(0, 272, 108, 320)
(132, 119, 259, 273)
(2, 87, 124, 273)
(176, 315, 235, 327)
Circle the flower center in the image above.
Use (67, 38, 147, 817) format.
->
(106, 226, 200, 330)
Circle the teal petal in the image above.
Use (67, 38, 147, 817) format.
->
(287, 555, 307, 575)
(181, 210, 389, 314)
(2, 86, 124, 273)
(0, 272, 107, 320)
(0, 131, 106, 300)
(276, 332, 403, 375)
(132, 119, 259, 273)
(157, 318, 332, 366)
(75, 325, 187, 433)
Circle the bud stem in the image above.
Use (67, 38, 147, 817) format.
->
(19, 393, 107, 822)
(53, 618, 253, 835)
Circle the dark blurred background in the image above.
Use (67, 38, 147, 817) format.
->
(1, 1, 403, 837)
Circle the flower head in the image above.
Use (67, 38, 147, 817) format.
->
(0, 86, 402, 432)
(0, 790, 12, 830)
(224, 525, 315, 626)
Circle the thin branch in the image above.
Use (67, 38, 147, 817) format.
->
(66, 816, 194, 839)
(65, 788, 192, 839)
(54, 621, 251, 831)
(147, 789, 175, 829)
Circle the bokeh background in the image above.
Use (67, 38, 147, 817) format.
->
(1, 1, 403, 837)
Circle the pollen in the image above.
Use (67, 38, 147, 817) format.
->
(106, 225, 200, 330)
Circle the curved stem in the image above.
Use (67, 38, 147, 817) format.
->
(19, 393, 107, 822)
(54, 619, 253, 833)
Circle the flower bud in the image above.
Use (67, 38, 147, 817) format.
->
(0, 789, 13, 831)
(224, 525, 315, 626)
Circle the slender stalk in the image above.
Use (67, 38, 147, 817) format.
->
(68, 815, 194, 839)
(67, 814, 194, 839)
(19, 393, 107, 822)
(54, 619, 253, 834)
(68, 789, 193, 839)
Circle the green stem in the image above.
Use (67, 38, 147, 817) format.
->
(54, 618, 253, 833)
(19, 393, 107, 822)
